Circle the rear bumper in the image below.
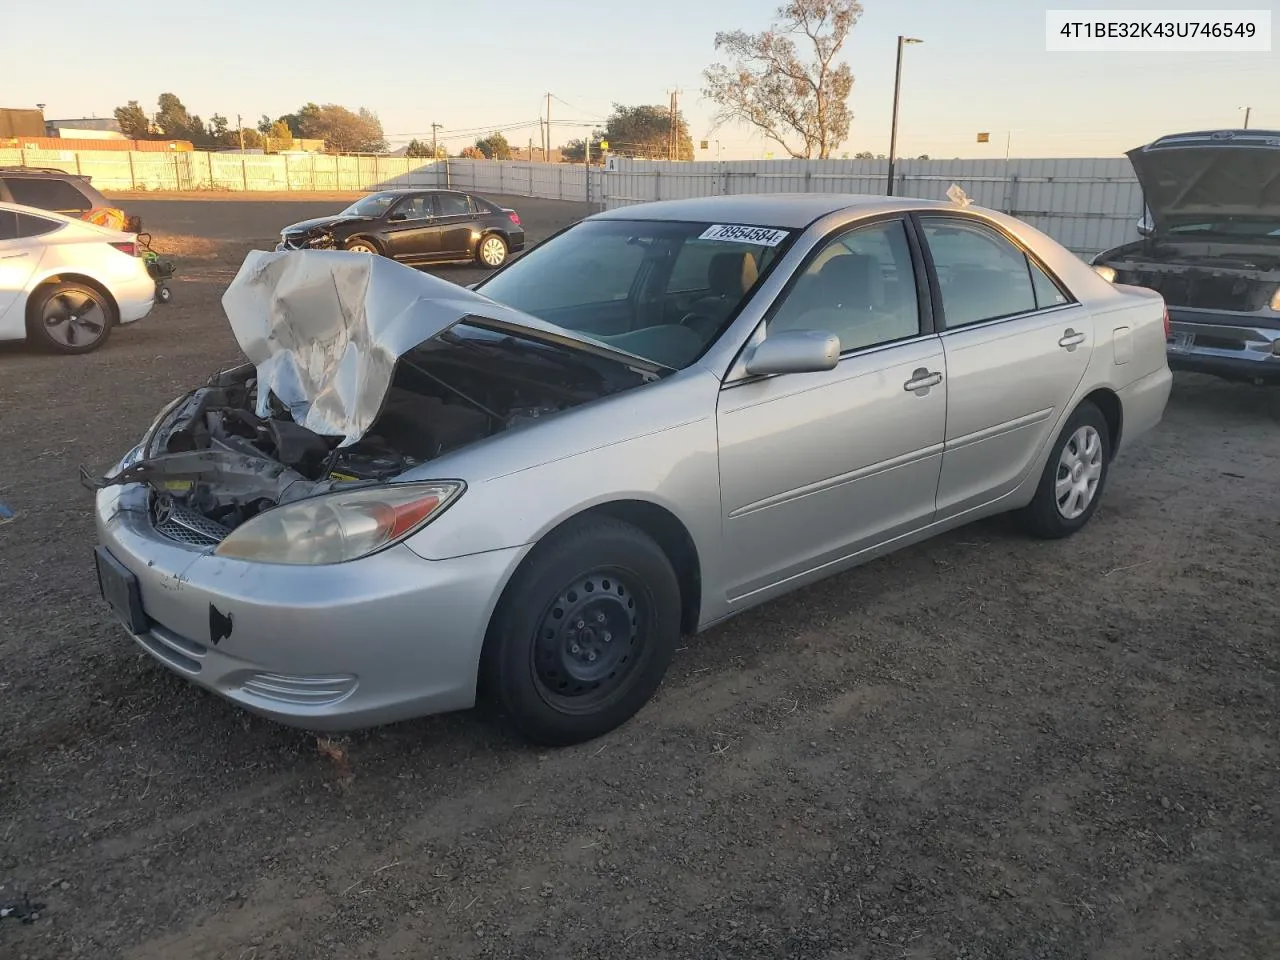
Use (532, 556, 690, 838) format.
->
(1166, 309, 1280, 382)
(116, 270, 157, 324)
(1117, 365, 1173, 455)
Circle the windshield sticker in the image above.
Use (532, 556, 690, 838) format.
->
(698, 224, 790, 246)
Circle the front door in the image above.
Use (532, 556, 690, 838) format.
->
(381, 194, 438, 262)
(916, 216, 1094, 519)
(717, 217, 947, 604)
(433, 192, 477, 259)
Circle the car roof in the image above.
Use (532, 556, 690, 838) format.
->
(588, 193, 980, 229)
(0, 166, 92, 180)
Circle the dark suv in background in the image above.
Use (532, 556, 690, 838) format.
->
(1091, 130, 1280, 384)
(0, 167, 111, 218)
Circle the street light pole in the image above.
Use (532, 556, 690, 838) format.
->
(886, 35, 922, 197)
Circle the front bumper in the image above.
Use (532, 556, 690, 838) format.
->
(93, 482, 526, 730)
(1166, 309, 1280, 383)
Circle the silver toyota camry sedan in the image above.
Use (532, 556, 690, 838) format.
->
(88, 193, 1173, 745)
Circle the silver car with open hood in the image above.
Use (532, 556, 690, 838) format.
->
(88, 194, 1172, 745)
(1092, 129, 1280, 383)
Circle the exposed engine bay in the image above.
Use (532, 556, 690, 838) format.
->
(86, 321, 653, 538)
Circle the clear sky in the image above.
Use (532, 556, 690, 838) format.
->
(2, 0, 1274, 159)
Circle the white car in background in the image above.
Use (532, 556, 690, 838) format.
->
(0, 201, 155, 354)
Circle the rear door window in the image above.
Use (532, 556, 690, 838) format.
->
(4, 177, 92, 215)
(17, 213, 63, 238)
(436, 193, 472, 217)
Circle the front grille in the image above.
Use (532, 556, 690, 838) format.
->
(1119, 270, 1271, 312)
(280, 232, 307, 250)
(153, 500, 229, 546)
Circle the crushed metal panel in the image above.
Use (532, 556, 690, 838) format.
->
(222, 250, 515, 447)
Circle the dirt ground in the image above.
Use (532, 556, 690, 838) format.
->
(0, 196, 1277, 960)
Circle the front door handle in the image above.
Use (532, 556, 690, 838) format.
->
(1059, 328, 1086, 349)
(1, 252, 30, 260)
(904, 368, 943, 392)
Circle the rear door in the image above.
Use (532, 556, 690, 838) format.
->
(0, 210, 48, 337)
(434, 192, 477, 259)
(381, 194, 438, 262)
(917, 215, 1092, 519)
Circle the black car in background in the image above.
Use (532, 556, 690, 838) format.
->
(1091, 129, 1280, 384)
(278, 189, 525, 268)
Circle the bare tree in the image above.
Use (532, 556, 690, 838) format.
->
(703, 0, 860, 159)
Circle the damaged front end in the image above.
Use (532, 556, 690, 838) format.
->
(84, 250, 662, 553)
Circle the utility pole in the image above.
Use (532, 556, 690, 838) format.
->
(545, 92, 552, 161)
(667, 89, 681, 160)
(1241, 106, 1252, 129)
(237, 113, 244, 151)
(430, 122, 442, 159)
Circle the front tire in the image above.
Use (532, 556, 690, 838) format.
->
(482, 518, 682, 746)
(477, 233, 508, 268)
(344, 238, 380, 255)
(1019, 401, 1111, 539)
(27, 281, 117, 354)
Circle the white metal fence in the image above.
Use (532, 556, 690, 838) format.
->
(0, 148, 1143, 256)
(602, 157, 1144, 257)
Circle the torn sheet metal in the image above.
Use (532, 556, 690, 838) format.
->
(222, 250, 544, 447)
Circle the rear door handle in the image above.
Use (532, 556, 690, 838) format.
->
(904, 368, 943, 392)
(1, 253, 30, 260)
(1059, 329, 1086, 349)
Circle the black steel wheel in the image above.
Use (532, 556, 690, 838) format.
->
(27, 281, 117, 354)
(156, 284, 172, 304)
(483, 517, 682, 745)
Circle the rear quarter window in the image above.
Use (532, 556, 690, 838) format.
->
(4, 177, 93, 215)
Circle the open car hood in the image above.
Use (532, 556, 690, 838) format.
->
(1127, 130, 1280, 233)
(221, 250, 652, 447)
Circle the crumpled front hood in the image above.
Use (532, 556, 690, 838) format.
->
(221, 250, 581, 447)
(282, 215, 370, 235)
(1128, 131, 1280, 232)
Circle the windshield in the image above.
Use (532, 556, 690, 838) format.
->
(340, 192, 400, 218)
(1166, 218, 1280, 239)
(473, 218, 794, 369)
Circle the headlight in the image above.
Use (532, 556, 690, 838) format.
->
(1093, 264, 1117, 283)
(214, 481, 464, 565)
(1270, 286, 1280, 312)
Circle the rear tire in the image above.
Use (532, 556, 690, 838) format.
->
(26, 281, 117, 354)
(477, 233, 508, 269)
(482, 518, 681, 746)
(1018, 401, 1111, 539)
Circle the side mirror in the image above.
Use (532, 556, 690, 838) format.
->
(1136, 211, 1154, 237)
(388, 211, 408, 222)
(745, 329, 840, 376)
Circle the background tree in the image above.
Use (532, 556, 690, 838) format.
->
(293, 103, 386, 153)
(853, 150, 874, 159)
(207, 114, 230, 142)
(154, 92, 210, 146)
(457, 145, 485, 159)
(257, 114, 273, 135)
(405, 138, 435, 158)
(703, 0, 860, 159)
(264, 121, 294, 152)
(560, 136, 603, 163)
(474, 132, 513, 160)
(600, 103, 693, 160)
(113, 101, 153, 139)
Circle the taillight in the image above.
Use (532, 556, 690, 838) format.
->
(110, 241, 138, 257)
(508, 211, 521, 226)
(1162, 303, 1171, 339)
